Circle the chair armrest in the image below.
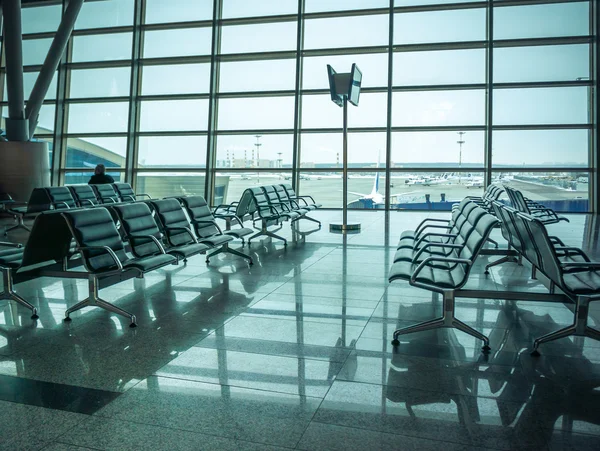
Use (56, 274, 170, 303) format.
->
(79, 199, 96, 207)
(414, 218, 451, 235)
(549, 236, 565, 246)
(135, 193, 152, 200)
(77, 245, 123, 270)
(415, 232, 457, 248)
(412, 243, 463, 264)
(164, 226, 197, 243)
(191, 219, 224, 234)
(561, 262, 600, 269)
(52, 201, 71, 209)
(295, 194, 316, 203)
(415, 224, 454, 238)
(554, 247, 590, 261)
(0, 241, 23, 248)
(410, 257, 472, 285)
(129, 234, 167, 254)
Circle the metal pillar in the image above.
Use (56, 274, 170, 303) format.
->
(2, 0, 28, 141)
(26, 0, 84, 139)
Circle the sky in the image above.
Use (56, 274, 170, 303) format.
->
(1, 0, 592, 170)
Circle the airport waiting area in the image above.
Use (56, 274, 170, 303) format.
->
(0, 0, 600, 450)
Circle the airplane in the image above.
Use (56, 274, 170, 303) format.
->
(347, 171, 421, 206)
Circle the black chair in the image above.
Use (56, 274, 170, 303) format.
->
(280, 184, 321, 210)
(273, 184, 321, 227)
(68, 185, 101, 207)
(112, 202, 207, 263)
(245, 187, 288, 245)
(505, 186, 568, 224)
(0, 241, 38, 319)
(178, 195, 253, 265)
(113, 182, 151, 202)
(5, 188, 53, 234)
(45, 187, 77, 210)
(92, 184, 120, 204)
(61, 208, 177, 326)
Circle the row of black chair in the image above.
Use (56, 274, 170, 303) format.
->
(504, 185, 568, 224)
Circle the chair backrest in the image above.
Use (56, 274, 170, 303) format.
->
(93, 184, 119, 204)
(112, 203, 163, 258)
(248, 187, 275, 218)
(281, 184, 299, 201)
(491, 201, 518, 248)
(62, 208, 128, 273)
(179, 195, 221, 239)
(235, 189, 256, 218)
(506, 206, 542, 269)
(45, 186, 77, 210)
(150, 198, 195, 246)
(274, 184, 295, 208)
(68, 184, 99, 207)
(113, 183, 136, 202)
(25, 187, 53, 213)
(505, 186, 530, 214)
(260, 186, 284, 213)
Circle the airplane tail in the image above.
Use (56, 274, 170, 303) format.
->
(370, 150, 381, 196)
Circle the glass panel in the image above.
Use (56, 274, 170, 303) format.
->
(141, 64, 211, 95)
(300, 133, 341, 167)
(494, 2, 590, 40)
(218, 97, 294, 130)
(396, 0, 481, 4)
(65, 170, 123, 185)
(303, 53, 388, 89)
(72, 33, 133, 62)
(493, 87, 589, 125)
(22, 39, 53, 66)
(75, 0, 135, 29)
(36, 104, 57, 133)
(347, 172, 388, 209)
(393, 49, 485, 86)
(138, 136, 207, 168)
(388, 171, 485, 210)
(306, 0, 388, 13)
(302, 93, 387, 129)
(392, 131, 485, 166)
(65, 137, 127, 168)
(494, 44, 590, 83)
(69, 67, 131, 98)
(394, 9, 486, 45)
(67, 102, 129, 133)
(145, 0, 213, 24)
(136, 172, 207, 199)
(22, 5, 62, 34)
(3, 72, 57, 100)
(492, 130, 589, 168)
(215, 172, 291, 204)
(143, 28, 212, 58)
(219, 59, 296, 92)
(496, 171, 589, 212)
(223, 0, 297, 18)
(298, 173, 342, 208)
(139, 100, 209, 132)
(216, 134, 293, 168)
(304, 15, 388, 49)
(392, 90, 485, 126)
(220, 22, 297, 54)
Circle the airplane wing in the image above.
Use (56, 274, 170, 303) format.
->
(347, 191, 368, 197)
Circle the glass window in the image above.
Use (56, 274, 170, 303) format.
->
(22, 5, 62, 34)
(217, 97, 294, 130)
(493, 87, 589, 125)
(302, 94, 387, 129)
(69, 67, 131, 98)
(215, 172, 290, 205)
(75, 0, 134, 29)
(136, 172, 207, 199)
(145, 0, 213, 24)
(306, 0, 388, 13)
(143, 28, 212, 58)
(223, 0, 297, 18)
(300, 133, 341, 166)
(298, 173, 342, 208)
(494, 45, 590, 83)
(219, 59, 296, 92)
(35, 104, 57, 133)
(492, 130, 589, 168)
(392, 90, 485, 126)
(3, 72, 57, 100)
(22, 39, 53, 66)
(216, 134, 293, 168)
(394, 9, 486, 45)
(138, 136, 207, 167)
(220, 22, 297, 54)
(496, 172, 589, 212)
(65, 137, 127, 168)
(139, 99, 209, 131)
(303, 53, 388, 89)
(393, 49, 485, 86)
(72, 33, 133, 62)
(494, 2, 590, 40)
(348, 132, 387, 166)
(67, 102, 129, 133)
(141, 64, 211, 95)
(396, 0, 481, 4)
(65, 170, 123, 185)
(304, 15, 388, 50)
(391, 131, 485, 166)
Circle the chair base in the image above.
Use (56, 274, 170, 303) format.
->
(64, 276, 137, 326)
(4, 215, 31, 235)
(531, 296, 599, 356)
(484, 254, 521, 275)
(248, 222, 287, 246)
(0, 269, 38, 319)
(391, 291, 490, 352)
(206, 243, 253, 265)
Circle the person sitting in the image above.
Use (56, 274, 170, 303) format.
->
(88, 164, 115, 185)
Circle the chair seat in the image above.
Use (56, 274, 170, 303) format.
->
(225, 227, 253, 239)
(563, 270, 600, 295)
(397, 235, 446, 250)
(198, 234, 233, 247)
(0, 248, 24, 269)
(393, 246, 448, 263)
(388, 260, 459, 289)
(124, 253, 176, 272)
(280, 211, 302, 220)
(168, 242, 208, 259)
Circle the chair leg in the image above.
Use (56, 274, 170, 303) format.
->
(223, 245, 253, 265)
(206, 246, 224, 263)
(391, 291, 490, 352)
(64, 275, 137, 327)
(486, 238, 499, 248)
(248, 222, 287, 246)
(484, 255, 518, 274)
(5, 215, 31, 234)
(0, 269, 38, 319)
(299, 215, 322, 227)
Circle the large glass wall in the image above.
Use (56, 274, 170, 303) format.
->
(0, 0, 595, 212)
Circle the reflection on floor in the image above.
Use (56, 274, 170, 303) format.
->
(0, 210, 599, 450)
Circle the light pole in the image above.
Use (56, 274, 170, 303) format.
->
(254, 135, 262, 183)
(457, 132, 466, 185)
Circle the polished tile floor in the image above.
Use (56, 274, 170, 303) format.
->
(0, 210, 599, 450)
